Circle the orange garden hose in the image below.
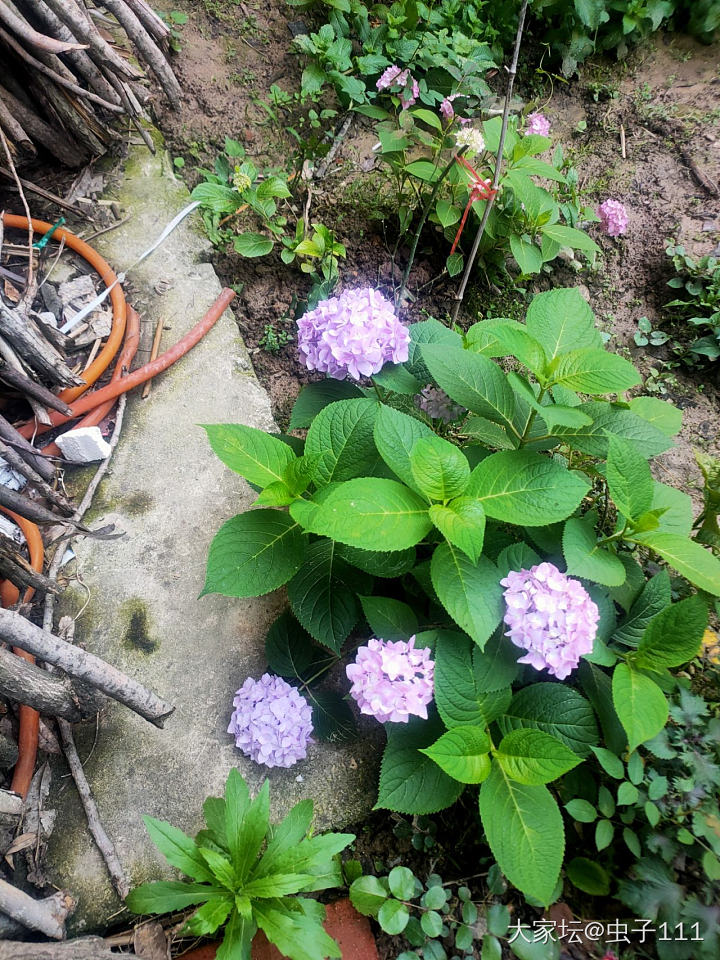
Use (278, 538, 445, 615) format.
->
(0, 511, 44, 800)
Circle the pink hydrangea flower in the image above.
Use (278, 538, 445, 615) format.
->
(415, 385, 464, 423)
(597, 199, 628, 236)
(501, 563, 599, 680)
(525, 112, 551, 137)
(440, 96, 457, 121)
(400, 77, 420, 110)
(297, 287, 409, 380)
(377, 64, 405, 91)
(227, 674, 313, 768)
(346, 636, 434, 723)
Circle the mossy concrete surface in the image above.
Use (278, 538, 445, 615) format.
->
(45, 137, 378, 933)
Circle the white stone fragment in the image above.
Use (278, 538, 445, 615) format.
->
(55, 426, 111, 463)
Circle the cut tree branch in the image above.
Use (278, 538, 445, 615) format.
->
(0, 646, 100, 721)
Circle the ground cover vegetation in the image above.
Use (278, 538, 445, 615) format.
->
(126, 1, 720, 958)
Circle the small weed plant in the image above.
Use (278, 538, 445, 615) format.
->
(664, 242, 720, 363)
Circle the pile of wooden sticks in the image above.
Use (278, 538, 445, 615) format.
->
(0, 0, 181, 167)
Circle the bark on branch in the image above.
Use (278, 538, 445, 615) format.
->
(0, 881, 74, 939)
(0, 646, 100, 720)
(0, 937, 117, 959)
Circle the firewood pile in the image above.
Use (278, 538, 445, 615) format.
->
(0, 0, 181, 168)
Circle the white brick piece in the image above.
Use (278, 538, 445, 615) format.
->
(55, 426, 111, 463)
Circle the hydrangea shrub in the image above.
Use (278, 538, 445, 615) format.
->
(202, 287, 720, 908)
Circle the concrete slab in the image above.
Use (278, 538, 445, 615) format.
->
(45, 137, 378, 933)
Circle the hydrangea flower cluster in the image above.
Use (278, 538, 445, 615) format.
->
(525, 112, 551, 137)
(297, 287, 409, 380)
(346, 636, 434, 723)
(455, 126, 486, 155)
(232, 167, 252, 193)
(597, 199, 628, 236)
(440, 95, 458, 121)
(501, 563, 599, 680)
(375, 65, 418, 108)
(227, 674, 313, 768)
(415, 385, 464, 423)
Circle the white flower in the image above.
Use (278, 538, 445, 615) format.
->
(455, 127, 486, 156)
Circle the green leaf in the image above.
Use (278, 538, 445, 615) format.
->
(203, 511, 305, 597)
(198, 846, 236, 888)
(563, 516, 626, 586)
(288, 539, 368, 652)
(234, 232, 274, 257)
(335, 543, 416, 578)
(410, 435, 470, 500)
(254, 900, 340, 960)
(435, 198, 461, 227)
(289, 381, 365, 430)
(126, 880, 224, 914)
(510, 235, 543, 275)
(405, 159, 440, 182)
(411, 108, 443, 131)
(617, 781, 639, 805)
(308, 478, 432, 550)
(590, 745, 624, 779)
(540, 223, 600, 255)
(350, 875, 389, 916)
(648, 481, 693, 536)
(434, 631, 515, 728)
(407, 319, 463, 382)
(466, 451, 590, 526)
(374, 404, 435, 492)
(228, 778, 270, 882)
(429, 498, 486, 563)
(607, 434, 654, 520)
(306, 688, 357, 743)
(613, 570, 670, 647)
(612, 663, 668, 752)
(202, 424, 296, 488)
(305, 398, 381, 486)
(634, 595, 707, 669)
(256, 799, 314, 879)
(566, 858, 610, 896)
(215, 908, 255, 960)
(495, 729, 582, 784)
(479, 764, 564, 905)
(420, 910, 443, 937)
(376, 716, 465, 814)
(142, 817, 214, 882)
(242, 873, 316, 898)
(431, 544, 503, 649)
(495, 542, 541, 579)
(577, 661, 627, 754)
(552, 402, 672, 459)
(372, 363, 422, 395)
(482, 935, 504, 960)
(203, 796, 228, 850)
(628, 396, 682, 437)
(595, 819, 614, 851)
(388, 865, 416, 899)
(446, 251, 464, 277)
(548, 348, 641, 394)
(498, 683, 599, 758)
(378, 898, 410, 934)
(463, 416, 517, 450)
(422, 344, 516, 430)
(466, 320, 547, 377)
(525, 288, 602, 361)
(630, 531, 720, 596)
(564, 798, 596, 822)
(513, 156, 566, 181)
(183, 897, 233, 936)
(191, 182, 244, 214)
(420, 726, 492, 784)
(256, 176, 291, 199)
(360, 595, 418, 641)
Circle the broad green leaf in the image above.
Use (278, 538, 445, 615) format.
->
(142, 817, 213, 882)
(495, 729, 582, 784)
(378, 899, 410, 934)
(335, 543, 416, 578)
(126, 880, 225, 914)
(360, 595, 418, 641)
(509, 934, 560, 960)
(429, 497, 486, 563)
(463, 416, 517, 450)
(431, 544, 503, 649)
(288, 539, 369, 652)
(203, 511, 305, 597)
(306, 688, 357, 745)
(191, 182, 244, 213)
(256, 176, 291, 199)
(203, 796, 227, 849)
(422, 344, 516, 430)
(563, 516, 626, 586)
(288, 381, 365, 430)
(564, 799, 597, 822)
(540, 223, 600, 254)
(513, 156, 566, 181)
(409, 435, 470, 501)
(255, 799, 314, 879)
(183, 897, 234, 936)
(552, 402, 673, 459)
(595, 818, 614, 851)
(253, 900, 340, 960)
(234, 232, 274, 257)
(435, 198, 461, 227)
(634, 595, 707, 669)
(495, 542, 541, 579)
(198, 847, 235, 888)
(253, 481, 294, 507)
(577, 661, 627, 754)
(548, 348, 641, 394)
(411, 107, 443, 130)
(510, 235, 543, 275)
(628, 396, 682, 437)
(479, 764, 564, 905)
(215, 907, 255, 960)
(242, 873, 317, 898)
(648, 482, 693, 536)
(466, 451, 590, 525)
(254, 831, 352, 887)
(308, 478, 432, 550)
(305, 398, 381, 486)
(265, 611, 323, 680)
(566, 858, 610, 895)
(498, 683, 599, 758)
(607, 434, 654, 520)
(630, 531, 720, 595)
(372, 363, 422, 395)
(525, 288, 602, 360)
(506, 373, 591, 428)
(420, 726, 492, 783)
(202, 424, 296, 488)
(575, 0, 610, 29)
(407, 318, 463, 382)
(229, 779, 270, 882)
(350, 875, 389, 916)
(434, 631, 515, 728)
(388, 866, 416, 900)
(376, 716, 465, 814)
(465, 320, 547, 377)
(224, 768, 251, 861)
(612, 663, 668, 752)
(612, 570, 670, 647)
(374, 404, 435, 492)
(591, 745, 625, 779)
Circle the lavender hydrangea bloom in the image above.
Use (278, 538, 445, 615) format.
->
(346, 636, 434, 723)
(501, 563, 599, 680)
(525, 112, 551, 136)
(377, 64, 405, 91)
(297, 287, 409, 380)
(597, 199, 628, 236)
(227, 674, 313, 768)
(415, 385, 464, 423)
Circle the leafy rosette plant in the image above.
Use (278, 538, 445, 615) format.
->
(127, 769, 354, 960)
(201, 286, 720, 908)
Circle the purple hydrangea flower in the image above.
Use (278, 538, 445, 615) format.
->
(346, 636, 434, 723)
(501, 563, 599, 680)
(597, 199, 628, 237)
(525, 112, 551, 137)
(377, 64, 405, 91)
(415, 385, 464, 423)
(440, 96, 456, 121)
(297, 287, 409, 380)
(227, 674, 313, 768)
